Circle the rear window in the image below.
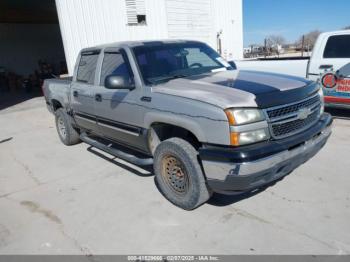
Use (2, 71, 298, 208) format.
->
(77, 52, 100, 84)
(323, 35, 350, 58)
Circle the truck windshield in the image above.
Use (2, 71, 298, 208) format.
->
(132, 42, 234, 85)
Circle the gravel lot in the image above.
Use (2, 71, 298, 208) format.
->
(0, 96, 350, 255)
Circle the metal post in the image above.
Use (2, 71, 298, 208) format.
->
(301, 35, 305, 57)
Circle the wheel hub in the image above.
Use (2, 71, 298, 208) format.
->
(57, 117, 67, 139)
(161, 156, 188, 194)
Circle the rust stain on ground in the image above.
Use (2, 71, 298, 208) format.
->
(20, 201, 62, 224)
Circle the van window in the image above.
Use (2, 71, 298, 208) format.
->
(76, 52, 99, 84)
(323, 35, 350, 58)
(100, 52, 133, 86)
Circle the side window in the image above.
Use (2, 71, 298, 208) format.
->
(76, 53, 99, 84)
(323, 35, 350, 58)
(100, 52, 133, 85)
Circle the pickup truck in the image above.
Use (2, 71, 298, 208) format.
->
(238, 30, 350, 109)
(43, 40, 332, 210)
(308, 30, 350, 109)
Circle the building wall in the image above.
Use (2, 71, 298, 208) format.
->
(165, 0, 243, 61)
(56, 0, 169, 74)
(211, 0, 243, 61)
(56, 0, 243, 74)
(0, 23, 65, 76)
(165, 0, 213, 45)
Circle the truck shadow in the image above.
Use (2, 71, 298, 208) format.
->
(86, 146, 153, 177)
(86, 144, 286, 208)
(326, 107, 350, 120)
(207, 178, 283, 207)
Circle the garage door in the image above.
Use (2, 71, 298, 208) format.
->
(165, 0, 212, 44)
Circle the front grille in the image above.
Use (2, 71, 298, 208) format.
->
(267, 95, 320, 118)
(271, 110, 319, 138)
(265, 94, 321, 139)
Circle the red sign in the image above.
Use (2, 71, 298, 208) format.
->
(337, 78, 350, 93)
(321, 73, 337, 88)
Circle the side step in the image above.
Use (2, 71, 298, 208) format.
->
(80, 133, 153, 166)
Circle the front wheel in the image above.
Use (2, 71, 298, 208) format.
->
(154, 138, 211, 210)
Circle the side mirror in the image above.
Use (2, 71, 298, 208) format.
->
(228, 61, 237, 70)
(105, 75, 135, 90)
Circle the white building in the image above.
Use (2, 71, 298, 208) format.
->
(57, 0, 243, 74)
(0, 0, 243, 77)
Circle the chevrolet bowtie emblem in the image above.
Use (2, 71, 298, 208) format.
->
(297, 108, 312, 120)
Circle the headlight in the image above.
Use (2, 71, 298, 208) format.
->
(230, 128, 270, 146)
(225, 108, 265, 125)
(318, 87, 325, 114)
(225, 108, 269, 146)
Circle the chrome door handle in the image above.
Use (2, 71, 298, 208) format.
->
(95, 94, 102, 102)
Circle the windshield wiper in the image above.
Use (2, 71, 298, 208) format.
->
(148, 74, 188, 85)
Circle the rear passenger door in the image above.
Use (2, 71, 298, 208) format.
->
(70, 50, 100, 133)
(94, 49, 148, 152)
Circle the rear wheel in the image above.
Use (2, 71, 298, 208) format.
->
(55, 108, 80, 146)
(154, 137, 211, 210)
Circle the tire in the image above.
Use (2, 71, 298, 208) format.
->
(55, 108, 81, 146)
(154, 137, 212, 210)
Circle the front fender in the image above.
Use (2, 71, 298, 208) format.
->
(144, 111, 207, 143)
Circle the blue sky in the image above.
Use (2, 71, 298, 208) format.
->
(243, 0, 350, 46)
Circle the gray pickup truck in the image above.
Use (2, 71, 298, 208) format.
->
(43, 40, 332, 210)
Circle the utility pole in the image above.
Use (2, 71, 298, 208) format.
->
(264, 38, 267, 58)
(301, 35, 305, 57)
(217, 30, 222, 55)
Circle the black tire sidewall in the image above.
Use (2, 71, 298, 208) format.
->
(55, 109, 71, 145)
(154, 139, 204, 210)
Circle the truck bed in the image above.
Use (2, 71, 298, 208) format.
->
(42, 77, 72, 110)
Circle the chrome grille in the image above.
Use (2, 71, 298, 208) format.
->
(265, 94, 321, 139)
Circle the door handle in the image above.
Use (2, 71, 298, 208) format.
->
(73, 90, 78, 97)
(95, 94, 102, 102)
(319, 64, 333, 70)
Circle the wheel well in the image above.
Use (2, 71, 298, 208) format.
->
(148, 123, 201, 154)
(51, 99, 62, 111)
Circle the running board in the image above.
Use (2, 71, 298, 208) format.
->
(80, 133, 153, 166)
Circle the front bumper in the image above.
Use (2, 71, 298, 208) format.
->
(199, 113, 332, 194)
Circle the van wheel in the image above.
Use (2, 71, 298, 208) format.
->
(154, 137, 211, 210)
(55, 108, 80, 146)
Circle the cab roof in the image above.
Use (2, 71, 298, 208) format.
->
(80, 39, 204, 53)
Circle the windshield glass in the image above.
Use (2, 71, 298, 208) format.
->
(132, 42, 234, 85)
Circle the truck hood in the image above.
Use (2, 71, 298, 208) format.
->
(152, 70, 318, 109)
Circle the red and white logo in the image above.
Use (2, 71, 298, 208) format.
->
(321, 73, 337, 88)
